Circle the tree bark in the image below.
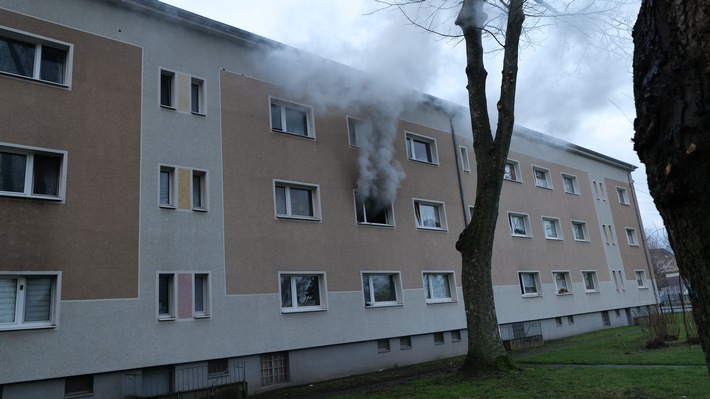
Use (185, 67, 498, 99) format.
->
(455, 0, 524, 373)
(633, 0, 710, 375)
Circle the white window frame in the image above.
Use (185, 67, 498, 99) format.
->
(0, 143, 67, 201)
(613, 270, 625, 291)
(362, 272, 403, 308)
(503, 159, 521, 182)
(0, 27, 72, 86)
(561, 173, 579, 195)
(518, 271, 541, 297)
(279, 272, 328, 313)
(346, 116, 363, 148)
(602, 224, 616, 245)
(508, 212, 531, 238)
(159, 165, 176, 209)
(542, 217, 563, 240)
(191, 169, 208, 212)
(190, 76, 206, 115)
(422, 271, 457, 304)
(273, 180, 321, 221)
(405, 132, 439, 165)
(616, 186, 630, 205)
(0, 272, 60, 331)
(157, 273, 176, 321)
(571, 220, 590, 242)
(459, 145, 471, 173)
(582, 270, 599, 293)
(635, 270, 647, 288)
(552, 271, 572, 295)
(354, 191, 395, 227)
(159, 69, 176, 108)
(193, 273, 210, 318)
(625, 227, 639, 246)
(269, 97, 315, 139)
(413, 198, 447, 231)
(532, 166, 552, 189)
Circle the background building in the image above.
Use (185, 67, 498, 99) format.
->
(0, 1, 656, 397)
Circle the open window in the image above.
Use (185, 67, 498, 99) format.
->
(362, 272, 403, 307)
(0, 144, 67, 201)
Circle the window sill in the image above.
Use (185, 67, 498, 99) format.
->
(160, 104, 176, 110)
(0, 71, 69, 88)
(281, 307, 327, 314)
(0, 324, 56, 332)
(407, 158, 439, 166)
(535, 185, 553, 190)
(521, 294, 541, 298)
(504, 178, 523, 183)
(564, 191, 581, 196)
(194, 314, 211, 319)
(365, 302, 403, 309)
(638, 286, 649, 290)
(585, 290, 600, 294)
(0, 192, 63, 201)
(511, 234, 532, 239)
(158, 316, 176, 321)
(416, 226, 448, 232)
(556, 292, 573, 296)
(357, 222, 395, 228)
(276, 215, 321, 222)
(425, 299, 456, 305)
(192, 207, 209, 213)
(191, 111, 206, 117)
(574, 239, 591, 243)
(159, 204, 176, 210)
(271, 129, 315, 140)
(545, 237, 563, 241)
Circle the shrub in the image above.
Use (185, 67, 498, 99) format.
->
(637, 307, 679, 349)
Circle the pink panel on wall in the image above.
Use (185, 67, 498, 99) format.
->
(178, 273, 193, 319)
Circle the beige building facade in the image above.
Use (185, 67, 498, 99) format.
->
(0, 1, 655, 397)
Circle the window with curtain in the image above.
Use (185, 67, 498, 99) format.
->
(0, 275, 56, 330)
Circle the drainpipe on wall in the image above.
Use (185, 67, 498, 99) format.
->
(628, 170, 660, 306)
(450, 115, 470, 225)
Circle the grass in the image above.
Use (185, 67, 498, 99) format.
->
(252, 323, 710, 398)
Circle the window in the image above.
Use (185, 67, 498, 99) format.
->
(508, 212, 531, 237)
(434, 332, 445, 345)
(459, 146, 471, 172)
(542, 217, 562, 240)
(270, 97, 314, 138)
(553, 271, 571, 295)
(582, 271, 599, 293)
(503, 160, 521, 182)
(157, 273, 175, 320)
(518, 272, 541, 296)
(555, 317, 563, 327)
(601, 311, 611, 326)
(347, 116, 364, 148)
(0, 30, 70, 85)
(602, 224, 616, 245)
(451, 330, 462, 342)
(160, 70, 175, 107)
(571, 221, 589, 242)
(613, 270, 625, 291)
(260, 352, 289, 386)
(405, 132, 438, 165)
(625, 228, 639, 246)
(64, 375, 93, 398)
(593, 180, 606, 200)
(159, 166, 176, 208)
(568, 315, 575, 325)
(192, 170, 207, 211)
(512, 322, 526, 339)
(413, 199, 447, 231)
(615, 309, 621, 317)
(635, 270, 647, 288)
(274, 180, 321, 220)
(279, 273, 327, 312)
(617, 187, 629, 204)
(377, 339, 391, 353)
(208, 359, 229, 377)
(562, 174, 579, 194)
(0, 145, 66, 200)
(423, 272, 456, 303)
(193, 274, 209, 318)
(354, 192, 394, 226)
(400, 336, 412, 349)
(362, 272, 402, 307)
(533, 166, 552, 189)
(0, 274, 58, 330)
(190, 77, 205, 114)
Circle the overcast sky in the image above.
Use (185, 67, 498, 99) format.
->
(162, 0, 663, 232)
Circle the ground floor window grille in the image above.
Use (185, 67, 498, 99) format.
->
(601, 311, 611, 326)
(261, 352, 289, 386)
(512, 322, 526, 339)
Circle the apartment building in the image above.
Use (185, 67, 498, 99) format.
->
(0, 1, 656, 397)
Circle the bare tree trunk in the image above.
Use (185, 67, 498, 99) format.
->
(455, 0, 524, 373)
(633, 0, 710, 375)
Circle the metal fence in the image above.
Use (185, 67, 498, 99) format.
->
(499, 321, 542, 341)
(124, 362, 246, 398)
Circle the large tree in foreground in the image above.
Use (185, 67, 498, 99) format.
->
(633, 0, 710, 374)
(379, 0, 635, 373)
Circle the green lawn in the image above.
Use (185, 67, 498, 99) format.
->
(253, 324, 710, 399)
